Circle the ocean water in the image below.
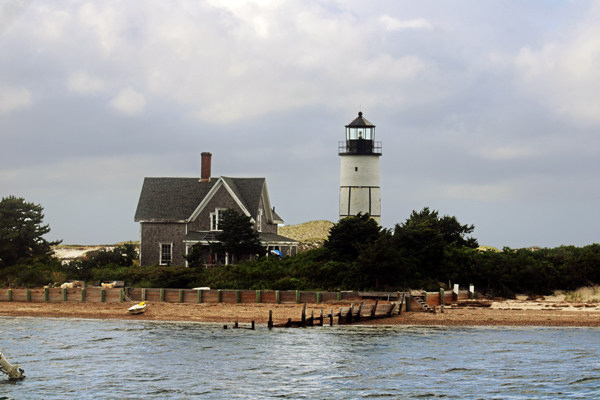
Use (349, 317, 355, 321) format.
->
(1, 317, 600, 399)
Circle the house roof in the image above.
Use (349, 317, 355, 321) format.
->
(134, 176, 276, 223)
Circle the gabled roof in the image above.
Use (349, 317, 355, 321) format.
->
(134, 176, 281, 224)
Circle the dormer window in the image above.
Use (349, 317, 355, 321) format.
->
(210, 208, 225, 231)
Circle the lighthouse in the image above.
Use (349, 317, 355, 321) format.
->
(339, 111, 382, 224)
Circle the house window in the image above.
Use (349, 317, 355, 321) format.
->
(216, 252, 227, 265)
(160, 243, 172, 265)
(210, 209, 225, 231)
(257, 209, 262, 232)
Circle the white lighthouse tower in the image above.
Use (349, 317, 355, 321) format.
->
(339, 111, 382, 224)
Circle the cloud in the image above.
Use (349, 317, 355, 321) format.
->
(67, 71, 106, 95)
(109, 87, 146, 115)
(379, 15, 433, 31)
(0, 86, 32, 113)
(515, 3, 600, 126)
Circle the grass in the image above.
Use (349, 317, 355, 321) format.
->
(279, 220, 334, 242)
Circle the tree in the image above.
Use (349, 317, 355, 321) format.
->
(324, 213, 381, 262)
(394, 207, 478, 283)
(210, 208, 266, 263)
(0, 196, 61, 269)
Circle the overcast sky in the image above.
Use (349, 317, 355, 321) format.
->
(1, 0, 599, 248)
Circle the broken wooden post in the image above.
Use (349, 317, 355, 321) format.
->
(371, 300, 378, 319)
(268, 310, 273, 330)
(301, 303, 307, 327)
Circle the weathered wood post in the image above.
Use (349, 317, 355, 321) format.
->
(44, 287, 49, 302)
(338, 308, 343, 325)
(276, 290, 280, 304)
(119, 289, 124, 303)
(330, 308, 334, 326)
(217, 290, 222, 303)
(197, 289, 203, 303)
(179, 289, 184, 303)
(160, 288, 165, 302)
(439, 288, 445, 306)
(268, 310, 273, 329)
(317, 292, 322, 304)
(296, 290, 300, 304)
(81, 288, 86, 302)
(453, 284, 459, 302)
(62, 288, 67, 301)
(371, 300, 378, 319)
(251, 321, 255, 330)
(256, 290, 261, 304)
(406, 292, 411, 312)
(308, 310, 314, 327)
(301, 303, 307, 327)
(337, 291, 342, 301)
(236, 290, 241, 303)
(234, 319, 238, 329)
(142, 288, 146, 301)
(7, 288, 12, 302)
(356, 303, 362, 322)
(100, 289, 106, 303)
(26, 289, 31, 302)
(319, 309, 324, 326)
(469, 284, 475, 300)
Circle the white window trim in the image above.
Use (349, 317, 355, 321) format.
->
(210, 208, 226, 231)
(159, 242, 173, 265)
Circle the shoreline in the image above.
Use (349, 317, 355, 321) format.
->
(2, 300, 600, 327)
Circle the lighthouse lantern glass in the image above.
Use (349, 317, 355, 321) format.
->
(346, 126, 375, 141)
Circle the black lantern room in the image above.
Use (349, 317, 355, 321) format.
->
(339, 112, 382, 155)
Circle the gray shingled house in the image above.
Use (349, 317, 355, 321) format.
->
(134, 153, 298, 266)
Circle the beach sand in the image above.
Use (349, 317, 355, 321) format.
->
(1, 298, 600, 327)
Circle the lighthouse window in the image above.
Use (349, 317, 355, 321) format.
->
(355, 167, 358, 171)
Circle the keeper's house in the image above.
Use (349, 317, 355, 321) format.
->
(134, 152, 298, 266)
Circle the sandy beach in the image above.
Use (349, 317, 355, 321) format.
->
(1, 297, 600, 327)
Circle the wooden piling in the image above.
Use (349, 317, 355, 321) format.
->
(197, 289, 202, 303)
(179, 289, 184, 303)
(268, 310, 273, 329)
(217, 290, 222, 303)
(256, 290, 261, 303)
(81, 288, 85, 302)
(62, 288, 67, 301)
(7, 289, 12, 302)
(330, 309, 334, 326)
(44, 287, 49, 302)
(160, 288, 165, 302)
(26, 289, 31, 302)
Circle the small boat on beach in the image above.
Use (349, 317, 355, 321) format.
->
(128, 302, 147, 315)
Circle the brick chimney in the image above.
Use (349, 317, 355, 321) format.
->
(200, 152, 212, 182)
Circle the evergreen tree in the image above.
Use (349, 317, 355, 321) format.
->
(0, 195, 61, 269)
(210, 208, 266, 263)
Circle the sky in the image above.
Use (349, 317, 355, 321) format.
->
(1, 0, 600, 248)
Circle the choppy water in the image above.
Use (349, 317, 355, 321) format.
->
(1, 317, 600, 399)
